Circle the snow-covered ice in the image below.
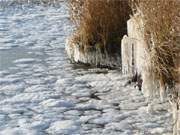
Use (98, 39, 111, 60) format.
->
(0, 1, 173, 135)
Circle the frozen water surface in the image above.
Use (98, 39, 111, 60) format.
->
(0, 1, 172, 135)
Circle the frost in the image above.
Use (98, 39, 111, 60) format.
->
(65, 37, 121, 68)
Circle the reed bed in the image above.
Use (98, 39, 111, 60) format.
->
(129, 1, 180, 133)
(68, 0, 132, 54)
(132, 0, 180, 91)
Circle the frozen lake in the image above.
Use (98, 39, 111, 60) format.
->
(0, 2, 172, 135)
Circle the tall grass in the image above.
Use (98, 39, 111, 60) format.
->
(132, 0, 180, 89)
(68, 0, 131, 53)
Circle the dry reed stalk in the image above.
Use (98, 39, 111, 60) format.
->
(68, 0, 131, 53)
(131, 0, 180, 90)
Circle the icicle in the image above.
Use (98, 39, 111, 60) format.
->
(65, 36, 121, 68)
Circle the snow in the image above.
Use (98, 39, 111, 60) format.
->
(0, 1, 173, 135)
(47, 120, 80, 134)
(40, 99, 75, 108)
(0, 128, 41, 135)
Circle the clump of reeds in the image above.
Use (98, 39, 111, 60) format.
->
(132, 0, 180, 90)
(68, 0, 131, 53)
